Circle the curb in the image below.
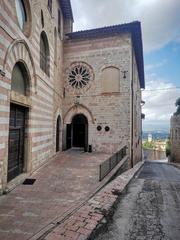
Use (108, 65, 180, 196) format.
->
(42, 161, 144, 240)
(168, 162, 180, 170)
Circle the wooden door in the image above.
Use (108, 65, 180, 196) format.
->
(8, 104, 26, 182)
(66, 124, 72, 150)
(56, 116, 60, 152)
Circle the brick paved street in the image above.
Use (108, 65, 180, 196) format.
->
(0, 150, 111, 240)
(42, 161, 142, 240)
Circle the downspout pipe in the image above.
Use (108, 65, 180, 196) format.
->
(131, 44, 134, 168)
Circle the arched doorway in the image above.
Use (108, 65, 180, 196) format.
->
(72, 114, 88, 149)
(56, 115, 61, 152)
(8, 62, 29, 182)
(66, 114, 88, 150)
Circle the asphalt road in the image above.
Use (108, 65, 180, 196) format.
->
(95, 162, 180, 240)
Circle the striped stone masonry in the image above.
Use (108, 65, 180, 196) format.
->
(0, 0, 144, 192)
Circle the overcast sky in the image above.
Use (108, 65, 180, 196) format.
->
(71, 0, 180, 131)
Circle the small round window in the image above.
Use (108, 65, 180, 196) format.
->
(105, 126, 110, 132)
(15, 0, 27, 30)
(97, 126, 102, 131)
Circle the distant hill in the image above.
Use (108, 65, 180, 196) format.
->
(142, 130, 169, 141)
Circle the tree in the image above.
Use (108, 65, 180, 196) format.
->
(143, 140, 155, 150)
(165, 138, 171, 157)
(174, 98, 180, 115)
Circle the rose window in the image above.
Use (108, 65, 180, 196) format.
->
(65, 62, 94, 94)
(68, 65, 91, 89)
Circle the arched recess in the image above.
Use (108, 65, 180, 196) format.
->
(101, 66, 120, 93)
(63, 104, 94, 125)
(3, 39, 36, 93)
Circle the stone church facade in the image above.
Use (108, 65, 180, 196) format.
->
(0, 0, 145, 192)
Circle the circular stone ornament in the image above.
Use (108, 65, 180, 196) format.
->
(105, 126, 110, 132)
(97, 125, 102, 131)
(66, 62, 94, 94)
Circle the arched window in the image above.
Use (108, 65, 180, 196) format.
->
(15, 0, 27, 30)
(15, 0, 31, 37)
(101, 67, 120, 93)
(54, 28, 57, 63)
(11, 62, 29, 95)
(48, 0, 52, 13)
(41, 10, 44, 28)
(58, 9, 61, 35)
(40, 31, 50, 76)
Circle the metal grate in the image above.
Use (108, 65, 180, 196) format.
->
(23, 178, 36, 185)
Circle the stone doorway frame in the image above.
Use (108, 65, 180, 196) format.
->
(2, 39, 36, 190)
(72, 114, 88, 150)
(63, 104, 94, 151)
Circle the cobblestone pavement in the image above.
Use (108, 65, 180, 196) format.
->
(95, 162, 180, 240)
(0, 150, 111, 240)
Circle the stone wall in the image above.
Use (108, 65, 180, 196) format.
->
(0, 0, 143, 192)
(0, 0, 66, 191)
(63, 34, 142, 165)
(170, 115, 180, 163)
(132, 50, 142, 165)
